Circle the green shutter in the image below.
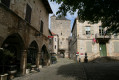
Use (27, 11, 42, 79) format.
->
(114, 42, 119, 53)
(91, 26, 94, 35)
(82, 26, 86, 35)
(86, 42, 92, 53)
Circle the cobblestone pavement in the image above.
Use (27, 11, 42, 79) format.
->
(13, 58, 86, 80)
(13, 59, 119, 80)
(83, 62, 119, 80)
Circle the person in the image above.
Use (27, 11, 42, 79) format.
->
(79, 57, 80, 62)
(84, 52, 88, 63)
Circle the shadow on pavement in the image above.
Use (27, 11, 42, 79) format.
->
(83, 63, 119, 80)
(57, 63, 86, 80)
(88, 56, 119, 63)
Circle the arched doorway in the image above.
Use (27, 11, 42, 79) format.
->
(27, 41, 38, 65)
(0, 33, 24, 74)
(41, 45, 49, 66)
(59, 50, 65, 58)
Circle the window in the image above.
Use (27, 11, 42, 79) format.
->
(55, 45, 56, 49)
(85, 26, 91, 35)
(40, 20, 43, 33)
(25, 4, 32, 23)
(1, 0, 10, 8)
(99, 26, 104, 36)
(61, 32, 62, 35)
(55, 38, 56, 41)
(114, 33, 118, 38)
(49, 39, 51, 44)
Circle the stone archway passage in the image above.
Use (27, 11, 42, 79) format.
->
(41, 45, 49, 66)
(0, 33, 25, 75)
(59, 50, 65, 58)
(27, 41, 38, 65)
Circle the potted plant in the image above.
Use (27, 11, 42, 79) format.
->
(26, 63, 31, 74)
(0, 49, 15, 80)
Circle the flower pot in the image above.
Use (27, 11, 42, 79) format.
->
(31, 65, 36, 72)
(8, 70, 17, 74)
(8, 70, 17, 80)
(39, 65, 42, 68)
(0, 74, 8, 80)
(26, 69, 30, 74)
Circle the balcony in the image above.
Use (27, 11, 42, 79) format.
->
(95, 33, 111, 43)
(95, 33, 111, 39)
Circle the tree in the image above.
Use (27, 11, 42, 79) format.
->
(50, 0, 119, 33)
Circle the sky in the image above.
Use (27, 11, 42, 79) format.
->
(48, 0, 77, 29)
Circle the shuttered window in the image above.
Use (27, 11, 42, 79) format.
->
(85, 26, 91, 35)
(86, 42, 92, 53)
(25, 4, 32, 23)
(91, 26, 94, 35)
(1, 0, 10, 8)
(114, 42, 119, 53)
(40, 20, 43, 33)
(82, 26, 85, 35)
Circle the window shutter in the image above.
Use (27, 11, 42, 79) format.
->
(40, 20, 43, 33)
(82, 26, 86, 35)
(114, 42, 119, 53)
(86, 42, 92, 53)
(91, 26, 94, 35)
(25, 4, 32, 23)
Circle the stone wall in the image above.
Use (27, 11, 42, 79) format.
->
(9, 0, 50, 36)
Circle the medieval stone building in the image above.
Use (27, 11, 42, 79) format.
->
(0, 0, 52, 75)
(51, 32, 59, 56)
(70, 18, 119, 62)
(51, 15, 71, 58)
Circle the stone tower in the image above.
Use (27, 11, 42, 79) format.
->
(51, 15, 71, 58)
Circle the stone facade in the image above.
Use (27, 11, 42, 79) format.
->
(51, 15, 71, 58)
(0, 0, 52, 75)
(70, 18, 119, 62)
(52, 33, 59, 55)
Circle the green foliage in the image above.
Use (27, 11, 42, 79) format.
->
(0, 49, 15, 63)
(51, 56, 57, 61)
(50, 0, 119, 33)
(27, 63, 31, 69)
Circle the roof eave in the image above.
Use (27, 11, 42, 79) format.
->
(42, 0, 53, 13)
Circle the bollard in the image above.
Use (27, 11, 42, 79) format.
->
(84, 52, 88, 63)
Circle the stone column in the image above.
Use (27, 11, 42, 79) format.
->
(20, 50, 27, 75)
(36, 52, 40, 68)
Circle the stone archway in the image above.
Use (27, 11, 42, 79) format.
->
(59, 50, 65, 58)
(41, 45, 50, 66)
(0, 33, 25, 74)
(27, 41, 38, 65)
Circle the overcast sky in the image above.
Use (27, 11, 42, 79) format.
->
(48, 0, 77, 29)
